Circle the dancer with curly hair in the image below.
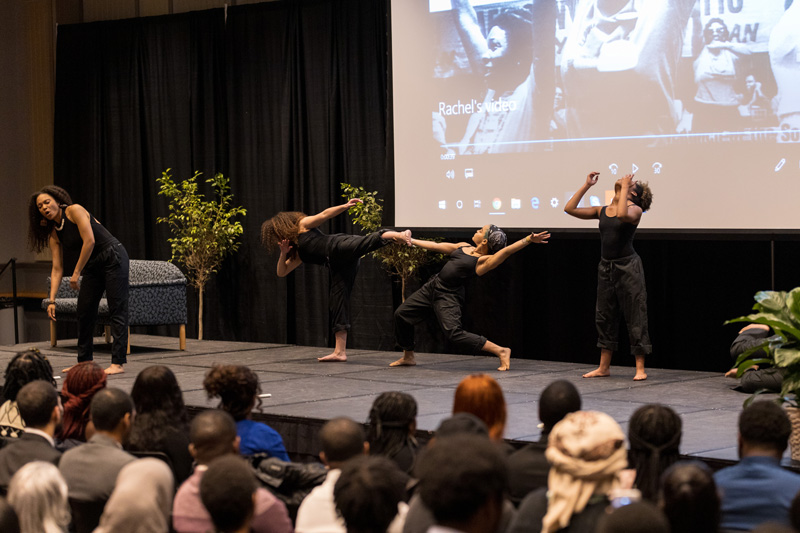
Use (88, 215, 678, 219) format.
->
(262, 198, 410, 362)
(391, 225, 549, 371)
(565, 172, 653, 380)
(29, 185, 129, 375)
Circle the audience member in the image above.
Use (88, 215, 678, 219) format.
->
(0, 349, 56, 439)
(627, 404, 682, 502)
(659, 461, 720, 533)
(93, 458, 174, 533)
(7, 461, 70, 533)
(452, 374, 507, 443)
(0, 497, 20, 533)
(791, 489, 800, 532)
(59, 388, 137, 503)
(508, 411, 629, 533)
(367, 392, 418, 474)
(128, 365, 193, 484)
(200, 454, 259, 533)
(433, 412, 489, 439)
(715, 400, 800, 531)
(507, 379, 582, 504)
(203, 364, 289, 460)
(56, 361, 106, 449)
(173, 409, 292, 533)
(0, 381, 62, 494)
(334, 455, 408, 533)
(595, 501, 670, 533)
(415, 433, 508, 533)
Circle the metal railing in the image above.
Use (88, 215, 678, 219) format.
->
(0, 258, 19, 345)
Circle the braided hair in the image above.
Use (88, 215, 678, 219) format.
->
(628, 404, 682, 502)
(58, 361, 107, 441)
(366, 392, 418, 472)
(1, 349, 56, 403)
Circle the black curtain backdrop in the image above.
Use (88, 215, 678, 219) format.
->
(53, 1, 799, 373)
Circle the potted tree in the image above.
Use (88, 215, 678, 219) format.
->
(726, 288, 800, 458)
(157, 169, 246, 340)
(340, 183, 443, 300)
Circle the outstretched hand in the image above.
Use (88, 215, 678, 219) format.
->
(345, 198, 363, 208)
(586, 172, 599, 187)
(528, 231, 550, 244)
(278, 239, 293, 255)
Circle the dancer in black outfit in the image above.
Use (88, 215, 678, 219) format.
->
(391, 224, 550, 371)
(261, 199, 410, 362)
(29, 186, 129, 375)
(565, 172, 653, 380)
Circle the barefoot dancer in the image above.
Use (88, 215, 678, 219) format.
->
(391, 225, 549, 371)
(261, 199, 410, 362)
(565, 172, 653, 381)
(29, 186, 129, 375)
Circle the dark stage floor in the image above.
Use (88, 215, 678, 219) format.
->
(0, 334, 787, 468)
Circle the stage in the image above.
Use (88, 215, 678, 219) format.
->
(0, 334, 789, 470)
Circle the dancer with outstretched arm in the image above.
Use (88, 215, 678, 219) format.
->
(564, 172, 653, 380)
(261, 199, 410, 362)
(391, 225, 550, 371)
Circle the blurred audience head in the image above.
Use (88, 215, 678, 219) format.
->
(7, 461, 69, 533)
(200, 455, 257, 533)
(90, 388, 134, 439)
(16, 380, 60, 433)
(189, 409, 239, 465)
(452, 374, 507, 441)
(596, 500, 670, 533)
(203, 365, 261, 422)
(319, 417, 367, 467)
(58, 361, 106, 441)
(334, 456, 407, 533)
(659, 461, 720, 533)
(366, 392, 418, 473)
(738, 400, 791, 458)
(129, 365, 187, 450)
(628, 404, 682, 501)
(539, 379, 581, 435)
(2, 349, 55, 403)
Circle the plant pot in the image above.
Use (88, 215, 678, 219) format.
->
(785, 406, 800, 461)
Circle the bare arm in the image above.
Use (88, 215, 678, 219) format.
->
(299, 198, 363, 231)
(564, 172, 602, 220)
(276, 239, 303, 277)
(409, 238, 467, 255)
(615, 175, 643, 225)
(47, 232, 63, 321)
(67, 205, 96, 290)
(451, 0, 489, 76)
(476, 231, 550, 276)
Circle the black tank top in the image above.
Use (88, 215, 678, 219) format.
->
(297, 228, 331, 265)
(598, 206, 637, 260)
(56, 210, 119, 274)
(437, 247, 479, 290)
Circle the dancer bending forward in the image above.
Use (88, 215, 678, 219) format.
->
(261, 199, 410, 362)
(565, 172, 653, 381)
(391, 225, 550, 371)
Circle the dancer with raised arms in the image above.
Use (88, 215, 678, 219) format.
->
(261, 199, 410, 362)
(391, 225, 550, 371)
(564, 172, 653, 380)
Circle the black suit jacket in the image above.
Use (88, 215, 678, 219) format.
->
(0, 432, 61, 493)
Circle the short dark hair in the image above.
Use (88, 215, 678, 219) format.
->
(539, 380, 581, 433)
(416, 434, 507, 526)
(596, 501, 670, 533)
(739, 400, 791, 453)
(190, 410, 238, 464)
(333, 456, 407, 533)
(200, 455, 257, 533)
(320, 417, 365, 464)
(660, 461, 720, 533)
(435, 413, 489, 438)
(16, 380, 59, 429)
(90, 388, 133, 432)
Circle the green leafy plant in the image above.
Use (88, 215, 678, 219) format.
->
(157, 169, 246, 340)
(726, 288, 800, 406)
(340, 183, 443, 300)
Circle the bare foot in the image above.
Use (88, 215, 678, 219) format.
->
(104, 364, 125, 375)
(497, 347, 511, 371)
(724, 368, 738, 378)
(62, 366, 74, 373)
(318, 353, 347, 362)
(633, 371, 647, 381)
(390, 356, 416, 367)
(582, 369, 611, 378)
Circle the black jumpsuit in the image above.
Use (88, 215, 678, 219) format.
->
(595, 206, 651, 355)
(297, 228, 388, 334)
(394, 247, 487, 354)
(57, 214, 129, 365)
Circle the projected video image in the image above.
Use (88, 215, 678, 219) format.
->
(393, 0, 800, 230)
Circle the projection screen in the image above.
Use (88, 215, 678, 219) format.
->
(391, 0, 800, 230)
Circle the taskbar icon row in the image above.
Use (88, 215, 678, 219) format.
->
(437, 194, 605, 211)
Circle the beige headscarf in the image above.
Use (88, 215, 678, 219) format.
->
(542, 410, 628, 533)
(93, 458, 174, 533)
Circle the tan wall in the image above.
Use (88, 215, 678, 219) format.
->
(56, 0, 275, 24)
